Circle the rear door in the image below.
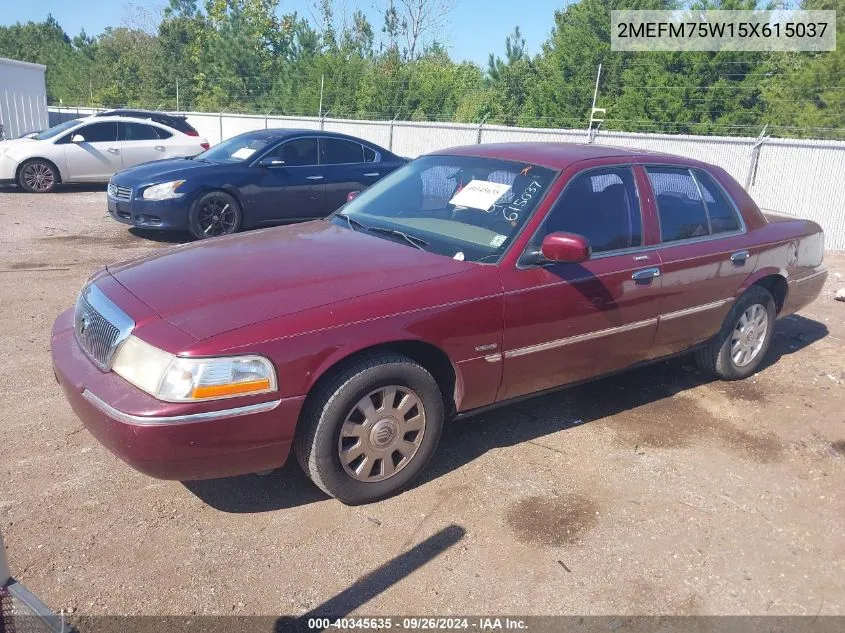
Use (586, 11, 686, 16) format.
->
(246, 137, 326, 225)
(118, 121, 171, 167)
(498, 164, 661, 401)
(320, 137, 380, 213)
(60, 121, 121, 181)
(645, 165, 756, 357)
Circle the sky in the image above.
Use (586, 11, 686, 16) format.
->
(0, 0, 567, 67)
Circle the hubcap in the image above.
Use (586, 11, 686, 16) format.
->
(731, 303, 768, 367)
(23, 163, 54, 192)
(197, 199, 235, 236)
(338, 386, 426, 483)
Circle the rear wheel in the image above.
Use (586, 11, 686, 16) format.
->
(188, 191, 242, 239)
(295, 352, 445, 505)
(695, 285, 776, 380)
(18, 159, 58, 193)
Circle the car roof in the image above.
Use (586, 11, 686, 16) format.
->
(431, 142, 697, 170)
(231, 127, 390, 148)
(79, 114, 182, 129)
(99, 108, 185, 118)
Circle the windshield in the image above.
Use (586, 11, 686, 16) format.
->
(331, 155, 558, 263)
(194, 132, 277, 164)
(34, 119, 82, 141)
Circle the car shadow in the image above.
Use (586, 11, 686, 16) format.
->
(127, 227, 193, 244)
(0, 183, 106, 194)
(183, 313, 827, 513)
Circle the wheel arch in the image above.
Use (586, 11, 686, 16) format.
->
(302, 339, 460, 420)
(736, 267, 788, 314)
(15, 157, 63, 185)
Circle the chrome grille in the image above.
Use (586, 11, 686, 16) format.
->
(107, 182, 132, 201)
(73, 284, 135, 371)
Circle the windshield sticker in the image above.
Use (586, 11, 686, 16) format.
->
(453, 251, 465, 261)
(449, 180, 512, 211)
(231, 147, 257, 160)
(490, 234, 507, 248)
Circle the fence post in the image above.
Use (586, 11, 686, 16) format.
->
(388, 114, 399, 151)
(476, 114, 489, 144)
(218, 111, 224, 144)
(744, 125, 769, 191)
(265, 110, 273, 129)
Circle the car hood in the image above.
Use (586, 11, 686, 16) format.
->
(110, 157, 222, 186)
(0, 138, 36, 148)
(106, 221, 469, 340)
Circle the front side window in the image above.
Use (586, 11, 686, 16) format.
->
(321, 138, 364, 164)
(265, 138, 318, 166)
(332, 155, 558, 263)
(540, 166, 642, 254)
(647, 166, 710, 242)
(63, 122, 118, 144)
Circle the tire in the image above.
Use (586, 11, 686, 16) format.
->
(295, 352, 445, 505)
(187, 190, 242, 240)
(18, 159, 58, 193)
(695, 285, 776, 380)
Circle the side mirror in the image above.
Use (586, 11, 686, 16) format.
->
(346, 190, 361, 202)
(70, 134, 85, 143)
(524, 231, 591, 266)
(257, 157, 285, 168)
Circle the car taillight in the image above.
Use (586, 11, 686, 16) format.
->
(200, 142, 210, 150)
(186, 130, 199, 136)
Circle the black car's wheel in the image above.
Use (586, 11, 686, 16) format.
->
(18, 159, 58, 193)
(295, 352, 445, 505)
(188, 191, 242, 239)
(695, 285, 776, 380)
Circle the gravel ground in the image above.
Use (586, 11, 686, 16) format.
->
(0, 185, 843, 617)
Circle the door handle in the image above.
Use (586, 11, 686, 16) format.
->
(306, 175, 324, 181)
(632, 267, 661, 282)
(730, 250, 750, 265)
(364, 172, 380, 177)
(154, 145, 165, 151)
(107, 147, 119, 154)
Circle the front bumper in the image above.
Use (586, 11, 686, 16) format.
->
(107, 192, 191, 232)
(0, 155, 19, 183)
(51, 308, 304, 480)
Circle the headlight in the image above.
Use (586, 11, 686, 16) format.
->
(111, 335, 276, 402)
(141, 180, 185, 201)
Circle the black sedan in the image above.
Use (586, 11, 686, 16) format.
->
(107, 129, 406, 239)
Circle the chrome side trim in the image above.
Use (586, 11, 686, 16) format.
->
(659, 298, 733, 321)
(484, 353, 503, 363)
(789, 269, 827, 285)
(82, 390, 281, 427)
(504, 317, 658, 359)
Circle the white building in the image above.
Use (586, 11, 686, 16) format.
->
(0, 57, 48, 140)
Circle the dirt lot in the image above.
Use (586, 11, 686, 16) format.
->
(0, 185, 843, 618)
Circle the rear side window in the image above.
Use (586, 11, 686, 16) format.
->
(119, 122, 161, 141)
(363, 146, 377, 163)
(321, 138, 364, 164)
(542, 166, 642, 254)
(694, 170, 741, 234)
(647, 167, 709, 242)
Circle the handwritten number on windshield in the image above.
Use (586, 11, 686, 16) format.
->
(504, 180, 543, 222)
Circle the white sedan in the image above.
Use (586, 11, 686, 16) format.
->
(0, 115, 209, 193)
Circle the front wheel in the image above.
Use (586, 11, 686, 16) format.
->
(295, 352, 445, 505)
(695, 285, 776, 380)
(18, 159, 58, 193)
(188, 191, 242, 239)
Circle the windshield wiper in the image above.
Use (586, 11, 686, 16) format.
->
(337, 212, 368, 232)
(366, 226, 429, 250)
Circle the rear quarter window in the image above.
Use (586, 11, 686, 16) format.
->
(694, 170, 741, 234)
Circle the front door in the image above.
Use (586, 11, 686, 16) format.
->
(248, 137, 325, 224)
(60, 121, 122, 181)
(319, 136, 374, 214)
(499, 165, 660, 401)
(644, 165, 757, 357)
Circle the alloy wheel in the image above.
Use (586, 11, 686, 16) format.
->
(731, 303, 769, 367)
(338, 385, 427, 483)
(196, 198, 236, 237)
(22, 163, 55, 192)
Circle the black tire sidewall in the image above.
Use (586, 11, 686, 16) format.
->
(188, 191, 242, 240)
(18, 159, 57, 193)
(715, 287, 776, 379)
(307, 361, 444, 505)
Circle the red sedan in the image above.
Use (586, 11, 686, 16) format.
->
(51, 143, 827, 504)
